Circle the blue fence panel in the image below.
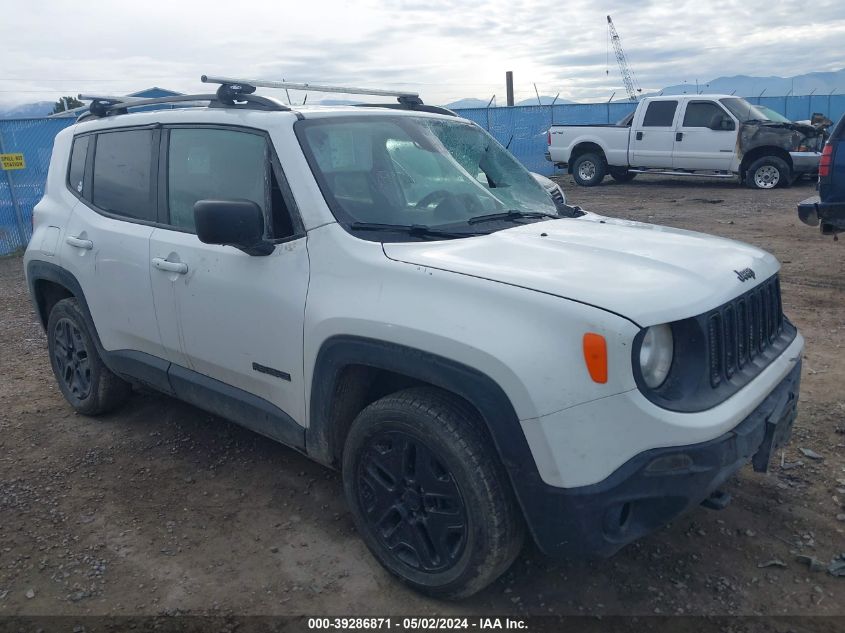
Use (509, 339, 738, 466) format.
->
(784, 96, 810, 122)
(490, 106, 553, 175)
(452, 107, 486, 128)
(552, 103, 608, 125)
(609, 102, 637, 123)
(0, 118, 75, 255)
(818, 95, 845, 123)
(746, 94, 845, 123)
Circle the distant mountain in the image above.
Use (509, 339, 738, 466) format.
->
(445, 95, 573, 109)
(444, 98, 492, 109)
(659, 68, 845, 97)
(515, 95, 574, 106)
(0, 101, 54, 118)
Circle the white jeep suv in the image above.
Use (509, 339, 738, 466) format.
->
(25, 78, 804, 599)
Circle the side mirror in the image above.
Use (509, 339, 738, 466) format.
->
(709, 114, 735, 131)
(194, 199, 274, 256)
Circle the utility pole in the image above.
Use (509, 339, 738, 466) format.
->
(506, 71, 514, 107)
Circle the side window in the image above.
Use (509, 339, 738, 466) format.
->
(683, 102, 725, 127)
(167, 128, 294, 238)
(67, 136, 89, 198)
(93, 130, 156, 221)
(642, 101, 678, 127)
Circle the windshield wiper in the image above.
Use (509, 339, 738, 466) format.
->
(467, 210, 558, 225)
(349, 222, 481, 240)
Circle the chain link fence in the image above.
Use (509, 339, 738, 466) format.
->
(2, 94, 844, 255)
(1, 118, 75, 255)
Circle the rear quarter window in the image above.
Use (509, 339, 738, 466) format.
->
(92, 129, 156, 221)
(67, 136, 89, 198)
(642, 101, 678, 127)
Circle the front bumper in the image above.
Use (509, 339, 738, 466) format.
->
(798, 195, 845, 232)
(790, 151, 821, 175)
(521, 361, 801, 558)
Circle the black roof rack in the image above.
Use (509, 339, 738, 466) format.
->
(77, 85, 292, 121)
(200, 75, 452, 114)
(77, 75, 453, 121)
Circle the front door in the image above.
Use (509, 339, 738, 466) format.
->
(148, 126, 309, 427)
(629, 99, 679, 168)
(673, 100, 737, 170)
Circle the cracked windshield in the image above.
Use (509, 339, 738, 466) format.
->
(299, 116, 558, 233)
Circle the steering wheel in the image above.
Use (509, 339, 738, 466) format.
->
(415, 190, 487, 222)
(415, 189, 456, 210)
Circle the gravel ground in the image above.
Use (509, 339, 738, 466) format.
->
(1, 175, 844, 619)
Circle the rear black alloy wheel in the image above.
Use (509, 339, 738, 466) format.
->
(357, 430, 468, 573)
(52, 317, 92, 400)
(343, 387, 525, 599)
(47, 297, 131, 415)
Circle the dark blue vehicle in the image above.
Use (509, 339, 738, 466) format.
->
(798, 114, 845, 235)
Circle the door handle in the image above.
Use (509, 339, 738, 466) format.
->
(65, 236, 93, 250)
(635, 131, 643, 141)
(152, 257, 188, 274)
(676, 132, 684, 141)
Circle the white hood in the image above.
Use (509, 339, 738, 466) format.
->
(382, 214, 779, 326)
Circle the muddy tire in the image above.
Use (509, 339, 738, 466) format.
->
(610, 168, 637, 183)
(746, 156, 790, 189)
(571, 152, 606, 186)
(342, 386, 524, 599)
(47, 297, 131, 415)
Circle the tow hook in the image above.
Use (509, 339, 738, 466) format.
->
(701, 489, 731, 511)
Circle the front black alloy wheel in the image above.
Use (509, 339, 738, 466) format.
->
(343, 387, 524, 599)
(47, 298, 131, 415)
(356, 430, 468, 573)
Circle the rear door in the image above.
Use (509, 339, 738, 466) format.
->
(148, 125, 309, 428)
(59, 127, 166, 367)
(629, 100, 679, 168)
(673, 100, 737, 170)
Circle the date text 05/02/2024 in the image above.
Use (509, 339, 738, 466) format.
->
(307, 617, 528, 630)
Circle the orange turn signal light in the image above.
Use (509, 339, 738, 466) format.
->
(583, 333, 608, 384)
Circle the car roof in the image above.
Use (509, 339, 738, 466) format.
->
(69, 102, 469, 134)
(644, 94, 738, 101)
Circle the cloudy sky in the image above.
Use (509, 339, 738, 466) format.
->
(2, 0, 844, 107)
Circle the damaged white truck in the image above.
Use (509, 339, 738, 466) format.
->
(547, 94, 824, 188)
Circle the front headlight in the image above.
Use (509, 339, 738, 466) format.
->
(639, 324, 674, 389)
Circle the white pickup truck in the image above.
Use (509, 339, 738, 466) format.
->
(547, 94, 824, 189)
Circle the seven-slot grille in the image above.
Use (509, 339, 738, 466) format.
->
(707, 275, 783, 387)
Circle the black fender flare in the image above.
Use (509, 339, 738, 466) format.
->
(25, 260, 166, 388)
(27, 260, 103, 349)
(307, 335, 556, 549)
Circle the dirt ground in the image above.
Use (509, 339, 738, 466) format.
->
(1, 175, 844, 620)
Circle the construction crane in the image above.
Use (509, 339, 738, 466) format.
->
(607, 15, 641, 101)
